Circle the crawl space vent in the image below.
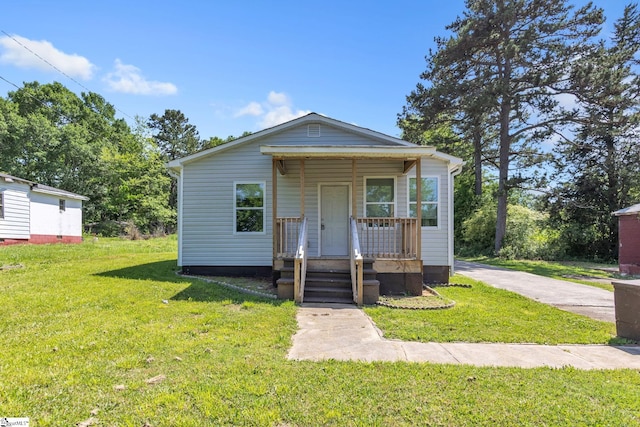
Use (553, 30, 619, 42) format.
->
(307, 124, 321, 137)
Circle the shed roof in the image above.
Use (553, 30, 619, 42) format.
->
(613, 203, 640, 216)
(0, 172, 89, 201)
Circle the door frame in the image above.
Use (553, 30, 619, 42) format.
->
(317, 182, 352, 256)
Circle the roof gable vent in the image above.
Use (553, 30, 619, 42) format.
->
(307, 124, 321, 137)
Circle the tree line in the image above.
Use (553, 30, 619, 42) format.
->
(0, 81, 241, 236)
(1, 0, 638, 261)
(400, 0, 640, 261)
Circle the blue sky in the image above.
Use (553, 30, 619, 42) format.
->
(0, 1, 628, 141)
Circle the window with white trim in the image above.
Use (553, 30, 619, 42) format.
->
(365, 177, 395, 217)
(234, 182, 265, 233)
(0, 192, 4, 219)
(59, 199, 66, 212)
(409, 177, 438, 227)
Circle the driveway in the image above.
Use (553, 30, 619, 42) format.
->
(455, 260, 615, 323)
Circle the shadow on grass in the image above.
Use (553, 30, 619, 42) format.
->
(96, 260, 286, 305)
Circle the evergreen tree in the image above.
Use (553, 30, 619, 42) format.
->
(548, 3, 640, 259)
(401, 0, 603, 253)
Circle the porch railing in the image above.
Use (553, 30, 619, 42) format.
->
(275, 217, 303, 258)
(293, 217, 309, 304)
(277, 216, 417, 260)
(350, 217, 364, 306)
(355, 217, 418, 259)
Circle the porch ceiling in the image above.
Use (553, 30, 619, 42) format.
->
(260, 145, 440, 160)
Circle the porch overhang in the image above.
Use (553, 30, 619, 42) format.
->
(260, 144, 460, 163)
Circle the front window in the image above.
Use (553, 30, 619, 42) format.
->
(409, 177, 438, 227)
(234, 182, 265, 233)
(365, 177, 395, 217)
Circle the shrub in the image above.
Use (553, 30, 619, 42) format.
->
(461, 203, 562, 260)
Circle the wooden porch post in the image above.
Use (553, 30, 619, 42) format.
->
(300, 159, 305, 217)
(352, 159, 357, 218)
(416, 157, 422, 259)
(272, 158, 278, 258)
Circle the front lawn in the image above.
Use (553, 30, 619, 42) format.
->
(365, 275, 620, 344)
(1, 237, 639, 426)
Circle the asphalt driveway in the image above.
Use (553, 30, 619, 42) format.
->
(455, 260, 615, 323)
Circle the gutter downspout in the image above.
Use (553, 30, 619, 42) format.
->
(448, 163, 463, 276)
(167, 166, 183, 267)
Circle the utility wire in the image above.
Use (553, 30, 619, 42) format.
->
(0, 30, 135, 121)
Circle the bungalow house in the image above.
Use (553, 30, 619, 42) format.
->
(167, 113, 463, 304)
(613, 203, 640, 275)
(0, 173, 88, 245)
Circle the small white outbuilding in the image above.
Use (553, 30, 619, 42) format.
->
(0, 173, 88, 245)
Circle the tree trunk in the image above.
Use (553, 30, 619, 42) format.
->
(473, 126, 483, 196)
(495, 98, 511, 254)
(604, 134, 618, 259)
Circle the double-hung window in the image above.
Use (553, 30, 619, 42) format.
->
(234, 182, 265, 233)
(365, 177, 395, 217)
(409, 177, 438, 227)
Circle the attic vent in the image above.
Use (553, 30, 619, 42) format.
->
(307, 124, 321, 137)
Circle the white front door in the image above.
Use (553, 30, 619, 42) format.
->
(320, 185, 349, 256)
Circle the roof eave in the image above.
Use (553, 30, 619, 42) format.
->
(31, 187, 89, 201)
(260, 145, 464, 165)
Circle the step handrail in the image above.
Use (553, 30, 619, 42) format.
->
(294, 216, 309, 303)
(350, 217, 364, 306)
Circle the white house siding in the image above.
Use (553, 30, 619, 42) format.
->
(0, 182, 31, 239)
(181, 140, 274, 267)
(414, 158, 450, 266)
(29, 192, 83, 237)
(179, 122, 453, 268)
(257, 123, 402, 147)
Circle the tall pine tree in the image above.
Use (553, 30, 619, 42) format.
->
(401, 0, 603, 253)
(548, 3, 640, 259)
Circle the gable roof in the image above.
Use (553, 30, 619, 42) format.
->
(613, 203, 640, 216)
(0, 172, 89, 201)
(167, 113, 462, 170)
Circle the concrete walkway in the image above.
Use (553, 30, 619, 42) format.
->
(455, 260, 615, 322)
(287, 304, 640, 369)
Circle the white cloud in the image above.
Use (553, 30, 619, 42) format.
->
(267, 91, 289, 106)
(235, 101, 264, 117)
(103, 59, 177, 95)
(260, 105, 311, 128)
(235, 91, 310, 129)
(0, 34, 95, 80)
(556, 92, 578, 109)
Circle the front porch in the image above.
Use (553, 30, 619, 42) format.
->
(265, 147, 429, 305)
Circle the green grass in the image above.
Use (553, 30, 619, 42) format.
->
(462, 256, 620, 291)
(1, 238, 639, 426)
(366, 275, 621, 345)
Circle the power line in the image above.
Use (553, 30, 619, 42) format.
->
(0, 30, 135, 121)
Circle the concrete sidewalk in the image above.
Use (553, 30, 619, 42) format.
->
(287, 304, 640, 369)
(455, 260, 615, 322)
